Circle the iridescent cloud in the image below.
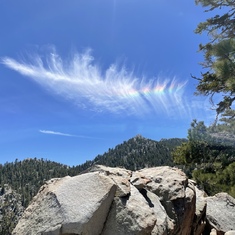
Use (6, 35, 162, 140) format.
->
(2, 48, 190, 117)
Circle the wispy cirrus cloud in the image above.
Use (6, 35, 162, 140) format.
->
(39, 130, 75, 137)
(39, 129, 100, 139)
(1, 47, 206, 118)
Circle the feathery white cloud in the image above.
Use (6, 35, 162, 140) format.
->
(1, 48, 209, 118)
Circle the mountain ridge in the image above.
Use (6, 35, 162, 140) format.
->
(0, 135, 186, 235)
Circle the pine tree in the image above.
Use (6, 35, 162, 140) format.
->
(194, 0, 235, 117)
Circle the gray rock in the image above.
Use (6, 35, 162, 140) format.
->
(13, 172, 117, 235)
(179, 181, 196, 235)
(139, 166, 188, 201)
(89, 165, 132, 197)
(225, 231, 235, 235)
(136, 167, 196, 235)
(210, 228, 217, 235)
(131, 171, 152, 190)
(139, 167, 195, 232)
(206, 193, 235, 233)
(194, 186, 207, 219)
(13, 165, 234, 235)
(190, 182, 207, 235)
(101, 185, 156, 235)
(144, 190, 175, 235)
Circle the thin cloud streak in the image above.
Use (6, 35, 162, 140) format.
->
(2, 48, 202, 118)
(39, 130, 75, 137)
(39, 130, 101, 139)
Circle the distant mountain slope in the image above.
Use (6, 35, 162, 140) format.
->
(0, 159, 72, 235)
(0, 136, 186, 205)
(72, 135, 187, 172)
(0, 135, 186, 234)
(0, 184, 24, 234)
(0, 158, 71, 207)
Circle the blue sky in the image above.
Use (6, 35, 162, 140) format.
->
(0, 0, 216, 166)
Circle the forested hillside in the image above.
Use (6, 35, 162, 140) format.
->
(0, 136, 185, 234)
(72, 135, 186, 172)
(1, 135, 185, 208)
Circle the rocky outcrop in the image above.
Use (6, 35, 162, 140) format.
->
(136, 166, 196, 235)
(225, 231, 235, 235)
(89, 165, 132, 197)
(206, 193, 235, 235)
(12, 165, 235, 235)
(13, 172, 117, 235)
(102, 185, 156, 235)
(191, 181, 207, 235)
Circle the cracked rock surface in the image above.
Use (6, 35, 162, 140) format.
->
(206, 193, 235, 234)
(12, 165, 235, 235)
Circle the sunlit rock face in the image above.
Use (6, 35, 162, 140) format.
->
(206, 193, 235, 235)
(12, 165, 235, 235)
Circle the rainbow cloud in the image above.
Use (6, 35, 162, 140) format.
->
(1, 48, 190, 117)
